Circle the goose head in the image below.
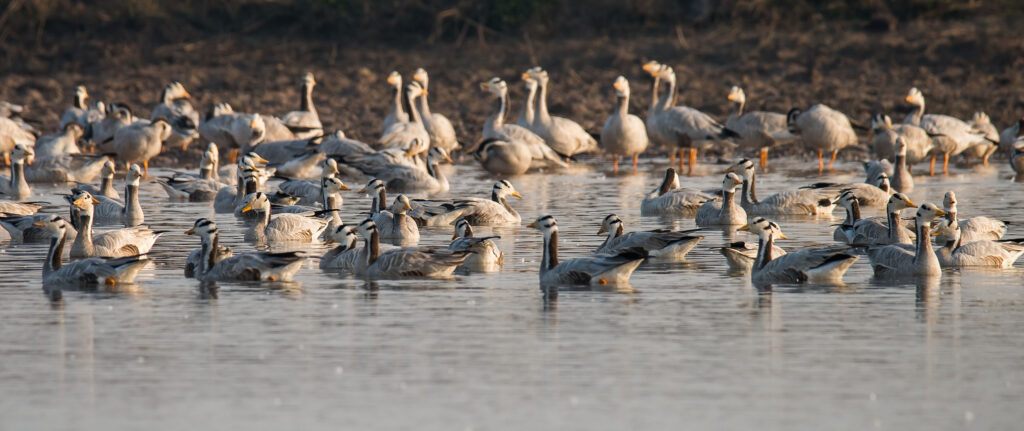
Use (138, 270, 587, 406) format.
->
(248, 114, 267, 145)
(358, 178, 385, 195)
(493, 180, 522, 199)
(324, 224, 357, 247)
(915, 202, 946, 224)
(126, 164, 143, 186)
(323, 158, 339, 176)
(70, 190, 100, 213)
(597, 214, 624, 235)
(725, 158, 755, 180)
(611, 76, 631, 98)
(874, 173, 891, 192)
(427, 147, 452, 165)
(13, 144, 34, 165)
(886, 193, 916, 212)
(721, 172, 744, 193)
(240, 192, 271, 215)
(184, 218, 218, 238)
(405, 82, 426, 101)
(895, 136, 908, 157)
(162, 81, 191, 101)
(386, 71, 402, 89)
(412, 68, 429, 88)
(527, 214, 558, 237)
(481, 77, 507, 97)
(100, 160, 117, 177)
(971, 111, 991, 125)
(151, 116, 174, 141)
(302, 72, 316, 89)
(930, 217, 960, 239)
(836, 191, 858, 210)
(738, 217, 788, 240)
(239, 152, 269, 169)
(34, 215, 69, 239)
(64, 121, 86, 140)
(390, 195, 413, 215)
(871, 114, 893, 132)
(786, 108, 803, 132)
(526, 67, 549, 86)
(356, 219, 379, 239)
(453, 218, 474, 239)
(322, 176, 349, 195)
(726, 86, 745, 105)
(72, 85, 89, 107)
(942, 191, 957, 213)
(905, 87, 925, 107)
(641, 61, 663, 77)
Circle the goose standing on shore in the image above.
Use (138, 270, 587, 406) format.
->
(35, 216, 149, 288)
(67, 191, 162, 259)
(524, 68, 599, 159)
(353, 219, 470, 279)
(695, 173, 747, 227)
(91, 103, 135, 153)
(529, 215, 646, 287)
(724, 86, 792, 168)
(151, 82, 200, 150)
(786, 104, 858, 173)
(185, 218, 305, 282)
(381, 72, 409, 135)
(477, 77, 567, 174)
(412, 68, 458, 152)
(904, 87, 988, 174)
(113, 116, 172, 177)
(640, 167, 716, 216)
(870, 113, 932, 165)
(866, 203, 946, 277)
(379, 82, 431, 156)
(600, 76, 648, 172)
(448, 218, 503, 273)
(281, 73, 323, 139)
(740, 218, 857, 284)
(596, 214, 703, 261)
(0, 144, 33, 199)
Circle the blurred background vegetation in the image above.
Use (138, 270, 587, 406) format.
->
(1, 0, 1019, 48)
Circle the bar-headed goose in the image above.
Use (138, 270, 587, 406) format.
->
(381, 72, 409, 135)
(151, 81, 200, 150)
(67, 191, 162, 259)
(524, 68, 599, 158)
(448, 218, 503, 273)
(353, 219, 471, 279)
(363, 146, 451, 194)
(74, 160, 120, 199)
(92, 103, 135, 153)
(866, 203, 947, 277)
(596, 214, 703, 261)
(726, 158, 837, 215)
(184, 218, 233, 278)
(478, 77, 567, 173)
(93, 164, 145, 226)
(0, 144, 33, 199)
(35, 215, 149, 288)
(412, 68, 458, 152)
(199, 107, 267, 162)
(724, 86, 793, 168)
(275, 158, 344, 205)
(600, 76, 648, 172)
(281, 73, 323, 139)
(239, 192, 331, 243)
(695, 172, 747, 227)
(719, 241, 787, 273)
(939, 191, 1006, 243)
(0, 200, 40, 216)
(999, 118, 1023, 154)
(410, 180, 522, 227)
(850, 193, 917, 246)
(529, 215, 646, 286)
(0, 116, 36, 165)
(640, 167, 716, 216)
(964, 112, 998, 165)
(379, 82, 431, 156)
(904, 87, 991, 173)
(786, 104, 858, 173)
(35, 122, 84, 159)
(25, 152, 111, 184)
(59, 85, 90, 129)
(185, 218, 305, 282)
(372, 194, 420, 246)
(1, 212, 78, 243)
(739, 217, 857, 284)
(932, 218, 1024, 268)
(870, 113, 932, 165)
(114, 117, 172, 177)
(320, 224, 362, 271)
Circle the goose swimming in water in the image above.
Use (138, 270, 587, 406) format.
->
(529, 215, 646, 287)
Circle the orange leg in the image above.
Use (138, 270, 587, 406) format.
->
(828, 150, 838, 170)
(565, 156, 571, 164)
(983, 153, 991, 165)
(632, 155, 639, 171)
(759, 147, 768, 169)
(228, 148, 239, 164)
(3, 153, 9, 166)
(688, 148, 697, 176)
(817, 150, 824, 173)
(669, 151, 676, 165)
(612, 156, 619, 173)
(929, 155, 936, 176)
(677, 149, 685, 171)
(943, 152, 950, 174)
(143, 160, 149, 178)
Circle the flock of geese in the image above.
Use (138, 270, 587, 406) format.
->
(2, 59, 1024, 291)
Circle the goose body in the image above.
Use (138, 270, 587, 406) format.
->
(530, 215, 645, 286)
(719, 241, 787, 272)
(186, 218, 304, 282)
(25, 154, 110, 184)
(240, 192, 330, 243)
(362, 147, 451, 194)
(741, 218, 857, 284)
(939, 191, 1006, 243)
(34, 122, 83, 159)
(904, 88, 988, 171)
(724, 86, 794, 166)
(1, 213, 77, 243)
(850, 193, 917, 246)
(641, 168, 716, 216)
(643, 64, 731, 171)
(596, 214, 703, 261)
(151, 82, 200, 149)
(448, 219, 503, 273)
(728, 159, 837, 216)
(92, 164, 145, 226)
(409, 180, 522, 227)
(870, 114, 932, 164)
(379, 82, 431, 155)
(478, 78, 567, 173)
(371, 194, 420, 246)
(0, 200, 41, 216)
(525, 68, 599, 157)
(381, 72, 409, 135)
(866, 203, 947, 277)
(59, 86, 90, 130)
(0, 144, 33, 199)
(199, 108, 267, 158)
(600, 76, 648, 169)
(74, 160, 120, 199)
(320, 224, 363, 271)
(113, 117, 171, 175)
(933, 219, 1024, 268)
(353, 219, 470, 279)
(67, 192, 161, 258)
(786, 104, 858, 172)
(36, 215, 149, 287)
(91, 103, 135, 152)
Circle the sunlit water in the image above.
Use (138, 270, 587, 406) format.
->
(2, 157, 1023, 430)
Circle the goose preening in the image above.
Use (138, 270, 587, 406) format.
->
(92, 163, 145, 226)
(739, 217, 857, 284)
(448, 218, 503, 273)
(74, 160, 120, 199)
(352, 219, 471, 279)
(113, 116, 172, 177)
(932, 218, 1024, 268)
(726, 158, 838, 216)
(67, 191, 162, 259)
(281, 73, 324, 139)
(643, 63, 733, 174)
(640, 167, 717, 216)
(381, 72, 409, 135)
(477, 77, 566, 174)
(600, 76, 648, 172)
(239, 192, 331, 243)
(407, 180, 522, 227)
(34, 122, 84, 159)
(524, 68, 599, 159)
(185, 218, 305, 282)
(59, 85, 90, 129)
(35, 215, 149, 288)
(939, 191, 1006, 243)
(529, 215, 646, 287)
(870, 113, 932, 166)
(596, 214, 703, 261)
(199, 107, 267, 162)
(848, 192, 917, 246)
(786, 104, 858, 173)
(904, 87, 991, 174)
(151, 81, 200, 150)
(0, 144, 33, 199)
(184, 219, 233, 278)
(319, 224, 362, 271)
(866, 203, 947, 277)
(412, 68, 459, 152)
(695, 172, 747, 227)
(379, 82, 431, 156)
(724, 86, 793, 168)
